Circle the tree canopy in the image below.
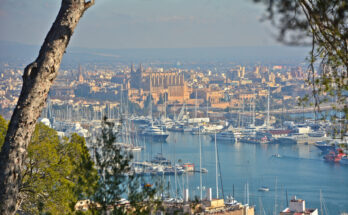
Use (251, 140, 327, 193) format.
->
(0, 118, 98, 214)
(0, 115, 7, 149)
(0, 2, 95, 213)
(91, 117, 161, 214)
(254, 0, 347, 133)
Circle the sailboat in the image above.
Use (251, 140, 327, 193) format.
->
(199, 127, 203, 200)
(116, 87, 143, 151)
(214, 132, 219, 199)
(197, 127, 209, 200)
(258, 186, 270, 192)
(258, 176, 270, 192)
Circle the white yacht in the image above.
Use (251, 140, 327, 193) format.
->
(141, 124, 169, 142)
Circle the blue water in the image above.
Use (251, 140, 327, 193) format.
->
(134, 132, 348, 214)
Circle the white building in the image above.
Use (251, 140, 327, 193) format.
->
(280, 196, 318, 215)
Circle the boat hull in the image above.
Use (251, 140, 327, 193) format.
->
(315, 144, 336, 154)
(340, 157, 348, 165)
(269, 137, 297, 145)
(141, 134, 169, 142)
(211, 136, 236, 143)
(239, 138, 263, 144)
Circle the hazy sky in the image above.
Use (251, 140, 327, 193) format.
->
(0, 0, 280, 49)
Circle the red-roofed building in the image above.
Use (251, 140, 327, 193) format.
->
(280, 196, 318, 215)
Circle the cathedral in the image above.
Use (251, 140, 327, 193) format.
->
(129, 64, 189, 104)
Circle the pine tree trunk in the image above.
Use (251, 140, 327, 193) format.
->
(0, 1, 94, 214)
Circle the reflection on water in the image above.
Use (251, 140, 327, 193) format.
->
(135, 132, 348, 214)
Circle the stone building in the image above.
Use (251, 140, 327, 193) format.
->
(129, 64, 190, 104)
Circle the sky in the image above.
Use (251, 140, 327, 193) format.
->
(0, 0, 280, 49)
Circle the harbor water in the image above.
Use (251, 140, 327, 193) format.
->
(135, 131, 348, 214)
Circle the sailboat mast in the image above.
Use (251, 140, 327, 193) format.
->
(286, 188, 288, 207)
(195, 89, 198, 119)
(215, 132, 219, 199)
(242, 98, 245, 128)
(164, 93, 167, 120)
(247, 183, 249, 205)
(150, 77, 153, 126)
(237, 103, 241, 128)
(274, 176, 278, 215)
(253, 89, 256, 126)
(217, 140, 225, 200)
(320, 190, 323, 215)
(174, 139, 177, 199)
(199, 127, 203, 200)
(120, 85, 123, 116)
(267, 86, 270, 129)
(281, 97, 284, 129)
(233, 184, 234, 199)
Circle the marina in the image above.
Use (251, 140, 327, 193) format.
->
(133, 131, 348, 214)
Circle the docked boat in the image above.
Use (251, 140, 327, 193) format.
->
(191, 126, 203, 135)
(131, 115, 151, 124)
(151, 153, 171, 166)
(271, 136, 297, 145)
(167, 124, 184, 132)
(210, 131, 235, 142)
(225, 195, 238, 206)
(141, 125, 169, 142)
(183, 125, 194, 133)
(340, 156, 348, 165)
(308, 131, 327, 138)
(198, 168, 208, 173)
(203, 124, 224, 134)
(272, 153, 281, 158)
(314, 140, 336, 154)
(130, 146, 142, 151)
(239, 132, 272, 144)
(324, 149, 346, 163)
(116, 142, 143, 151)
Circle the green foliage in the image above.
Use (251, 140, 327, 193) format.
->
(0, 115, 7, 150)
(255, 0, 348, 135)
(92, 117, 132, 212)
(17, 123, 98, 214)
(126, 178, 163, 215)
(66, 133, 99, 200)
(0, 115, 161, 214)
(91, 117, 161, 214)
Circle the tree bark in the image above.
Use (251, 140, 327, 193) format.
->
(0, 1, 94, 214)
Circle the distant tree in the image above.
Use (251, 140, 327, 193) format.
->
(91, 117, 161, 214)
(0, 1, 95, 214)
(254, 0, 347, 133)
(91, 117, 131, 212)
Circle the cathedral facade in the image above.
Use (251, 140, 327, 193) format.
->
(129, 65, 189, 104)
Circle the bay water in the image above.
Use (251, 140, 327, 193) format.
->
(135, 132, 348, 214)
